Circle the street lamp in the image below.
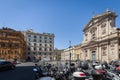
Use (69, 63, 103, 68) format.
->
(69, 41, 72, 67)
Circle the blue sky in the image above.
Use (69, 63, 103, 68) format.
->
(0, 0, 120, 49)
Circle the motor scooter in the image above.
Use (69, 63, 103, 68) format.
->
(91, 64, 107, 80)
(106, 69, 120, 80)
(33, 67, 40, 80)
(73, 67, 93, 80)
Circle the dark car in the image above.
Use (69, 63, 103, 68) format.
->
(0, 61, 16, 70)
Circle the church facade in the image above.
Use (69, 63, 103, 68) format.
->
(81, 10, 120, 62)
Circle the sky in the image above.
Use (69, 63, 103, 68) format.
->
(0, 0, 120, 49)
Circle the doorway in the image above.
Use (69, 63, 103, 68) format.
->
(92, 51, 96, 61)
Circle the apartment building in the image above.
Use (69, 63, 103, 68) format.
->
(23, 29, 54, 61)
(61, 46, 75, 62)
(0, 27, 26, 60)
(74, 44, 82, 61)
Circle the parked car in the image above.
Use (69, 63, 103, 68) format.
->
(0, 61, 16, 70)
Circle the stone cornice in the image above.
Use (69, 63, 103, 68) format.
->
(81, 36, 118, 48)
(26, 32, 55, 37)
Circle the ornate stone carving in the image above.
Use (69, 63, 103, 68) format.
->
(101, 23, 106, 34)
(102, 47, 107, 56)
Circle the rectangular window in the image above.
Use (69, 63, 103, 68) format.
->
(28, 43, 31, 46)
(50, 44, 52, 47)
(39, 44, 42, 46)
(1, 43, 5, 48)
(28, 52, 30, 55)
(8, 50, 11, 54)
(45, 40, 47, 43)
(49, 37, 52, 40)
(34, 39, 37, 42)
(39, 40, 42, 42)
(34, 35, 37, 38)
(28, 35, 31, 37)
(45, 44, 47, 47)
(8, 43, 12, 48)
(28, 38, 31, 41)
(34, 53, 36, 55)
(34, 43, 36, 46)
(44, 37, 47, 39)
(49, 48, 52, 51)
(28, 47, 30, 50)
(39, 48, 41, 51)
(15, 43, 19, 48)
(44, 48, 47, 51)
(39, 52, 41, 55)
(34, 47, 36, 51)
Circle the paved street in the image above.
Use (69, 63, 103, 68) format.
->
(0, 62, 35, 80)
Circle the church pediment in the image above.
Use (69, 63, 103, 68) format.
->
(83, 11, 116, 32)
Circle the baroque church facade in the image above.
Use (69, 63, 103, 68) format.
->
(81, 10, 120, 62)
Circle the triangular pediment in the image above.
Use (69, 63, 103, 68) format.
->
(83, 11, 116, 32)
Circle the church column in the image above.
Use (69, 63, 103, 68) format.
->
(97, 45, 99, 61)
(107, 42, 110, 63)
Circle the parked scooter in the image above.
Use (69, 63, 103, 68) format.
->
(33, 64, 42, 80)
(91, 64, 106, 80)
(105, 63, 120, 80)
(91, 61, 120, 80)
(73, 61, 93, 80)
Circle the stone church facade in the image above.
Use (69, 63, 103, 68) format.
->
(81, 10, 120, 62)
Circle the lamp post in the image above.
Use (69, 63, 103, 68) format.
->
(69, 41, 71, 67)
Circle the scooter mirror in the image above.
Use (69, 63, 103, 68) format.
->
(102, 65, 106, 69)
(33, 68, 38, 72)
(77, 68, 81, 71)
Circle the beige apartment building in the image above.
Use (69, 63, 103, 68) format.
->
(54, 48, 64, 61)
(61, 46, 75, 62)
(81, 10, 120, 62)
